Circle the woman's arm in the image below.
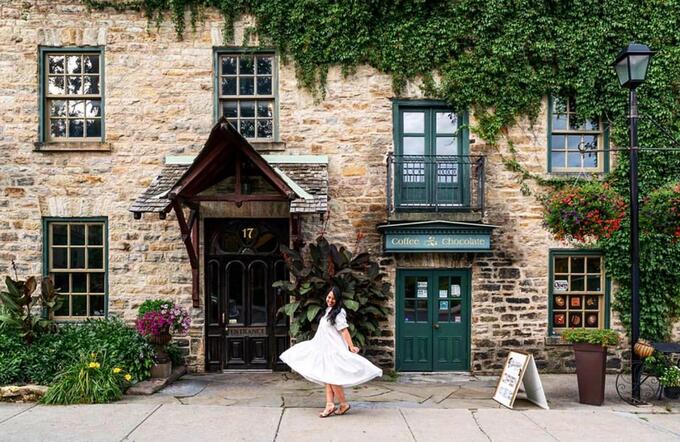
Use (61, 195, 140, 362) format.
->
(341, 328, 360, 353)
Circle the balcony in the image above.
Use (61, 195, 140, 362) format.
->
(386, 154, 485, 221)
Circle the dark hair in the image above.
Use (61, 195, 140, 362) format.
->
(326, 286, 343, 325)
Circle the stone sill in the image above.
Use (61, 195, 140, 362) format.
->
(544, 335, 570, 346)
(389, 211, 484, 223)
(545, 172, 607, 180)
(34, 141, 112, 152)
(250, 141, 286, 152)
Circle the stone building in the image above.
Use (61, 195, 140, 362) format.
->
(2, 1, 675, 374)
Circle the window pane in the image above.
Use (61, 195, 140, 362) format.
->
(582, 135, 597, 151)
(552, 113, 567, 130)
(48, 76, 65, 95)
(72, 273, 86, 293)
(89, 295, 105, 316)
(53, 224, 68, 245)
(250, 262, 267, 324)
(48, 55, 65, 74)
(585, 295, 599, 309)
(83, 76, 99, 95)
(239, 77, 255, 95)
(240, 100, 255, 117)
(66, 55, 82, 74)
(571, 257, 585, 273)
(416, 299, 428, 322)
(553, 96, 567, 114)
(86, 119, 101, 137)
(88, 224, 103, 245)
(227, 263, 244, 324)
(404, 299, 415, 322)
(221, 77, 236, 95)
(53, 272, 69, 292)
(70, 225, 85, 245)
(256, 56, 272, 74)
(436, 137, 456, 155)
(257, 119, 273, 138)
(67, 76, 82, 94)
(584, 118, 599, 131)
(403, 112, 424, 133)
(567, 135, 581, 151)
(551, 152, 565, 168)
(53, 248, 68, 269)
(240, 119, 255, 137)
(50, 100, 67, 117)
(222, 101, 238, 118)
(222, 56, 237, 75)
(554, 257, 568, 273)
(587, 257, 601, 273)
(90, 273, 105, 293)
(585, 312, 599, 328)
(72, 295, 87, 316)
(569, 312, 582, 327)
(403, 137, 425, 155)
(70, 248, 86, 269)
(68, 101, 85, 118)
(257, 101, 273, 118)
(436, 112, 457, 134)
(88, 248, 103, 269)
(239, 57, 254, 74)
(569, 114, 584, 130)
(583, 151, 597, 168)
(551, 135, 565, 150)
(83, 55, 99, 74)
(567, 152, 581, 168)
(587, 275, 601, 292)
(571, 275, 585, 291)
(55, 296, 69, 316)
(256, 76, 272, 95)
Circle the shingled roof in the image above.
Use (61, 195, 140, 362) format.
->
(129, 155, 328, 214)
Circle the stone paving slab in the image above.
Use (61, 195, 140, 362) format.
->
(276, 407, 413, 442)
(524, 409, 680, 442)
(474, 409, 557, 441)
(125, 405, 281, 442)
(402, 408, 488, 442)
(639, 414, 680, 436)
(156, 379, 209, 397)
(0, 404, 157, 442)
(0, 403, 33, 423)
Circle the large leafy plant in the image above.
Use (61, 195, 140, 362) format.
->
(275, 236, 390, 348)
(0, 274, 62, 344)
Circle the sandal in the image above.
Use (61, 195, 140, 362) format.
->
(336, 403, 351, 415)
(319, 403, 336, 418)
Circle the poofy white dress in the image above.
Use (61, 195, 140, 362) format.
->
(280, 307, 383, 387)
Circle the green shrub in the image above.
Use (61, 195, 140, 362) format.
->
(660, 366, 680, 388)
(561, 328, 620, 346)
(41, 352, 131, 405)
(0, 331, 25, 385)
(138, 299, 173, 316)
(166, 341, 185, 367)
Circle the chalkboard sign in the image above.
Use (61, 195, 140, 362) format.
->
(493, 351, 549, 410)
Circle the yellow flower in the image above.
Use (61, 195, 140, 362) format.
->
(90, 353, 96, 359)
(113, 367, 122, 374)
(88, 362, 100, 369)
(124, 374, 132, 382)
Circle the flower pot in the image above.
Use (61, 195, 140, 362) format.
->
(148, 332, 172, 364)
(573, 343, 607, 406)
(633, 339, 655, 359)
(663, 386, 680, 400)
(148, 333, 172, 346)
(150, 361, 172, 379)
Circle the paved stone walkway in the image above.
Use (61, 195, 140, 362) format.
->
(1, 373, 678, 441)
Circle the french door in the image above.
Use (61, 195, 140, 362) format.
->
(396, 269, 471, 371)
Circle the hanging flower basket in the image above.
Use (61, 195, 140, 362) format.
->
(633, 339, 655, 359)
(543, 182, 626, 243)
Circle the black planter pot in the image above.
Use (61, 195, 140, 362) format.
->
(663, 386, 680, 400)
(573, 343, 607, 406)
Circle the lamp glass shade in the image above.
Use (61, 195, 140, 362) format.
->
(615, 58, 630, 87)
(629, 55, 650, 83)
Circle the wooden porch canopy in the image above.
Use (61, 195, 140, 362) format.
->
(129, 118, 307, 307)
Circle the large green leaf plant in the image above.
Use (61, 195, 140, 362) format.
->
(275, 236, 391, 348)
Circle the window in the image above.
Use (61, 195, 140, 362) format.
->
(45, 219, 107, 319)
(41, 48, 104, 142)
(216, 52, 276, 140)
(392, 101, 469, 209)
(549, 252, 608, 334)
(549, 97, 607, 172)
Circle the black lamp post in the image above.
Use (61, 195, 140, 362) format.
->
(612, 42, 655, 402)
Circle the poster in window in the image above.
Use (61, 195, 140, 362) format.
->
(585, 296, 599, 309)
(553, 280, 568, 292)
(585, 313, 599, 328)
(439, 290, 448, 298)
(553, 313, 566, 327)
(554, 295, 566, 308)
(416, 281, 428, 298)
(569, 312, 582, 327)
(439, 301, 449, 310)
(451, 285, 461, 296)
(569, 296, 582, 308)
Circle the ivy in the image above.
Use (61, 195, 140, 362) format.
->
(80, 1, 680, 340)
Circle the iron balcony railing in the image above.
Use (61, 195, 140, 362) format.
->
(386, 153, 485, 213)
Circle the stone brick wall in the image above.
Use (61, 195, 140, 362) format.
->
(0, 1, 676, 373)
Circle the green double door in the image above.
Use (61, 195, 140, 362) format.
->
(396, 269, 471, 371)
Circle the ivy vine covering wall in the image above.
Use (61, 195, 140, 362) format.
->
(84, 0, 680, 340)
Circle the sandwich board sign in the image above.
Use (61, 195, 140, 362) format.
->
(492, 351, 549, 410)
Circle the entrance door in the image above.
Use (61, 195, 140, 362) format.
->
(396, 269, 470, 371)
(204, 219, 289, 371)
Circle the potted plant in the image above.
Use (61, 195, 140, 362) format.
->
(135, 300, 190, 378)
(561, 328, 620, 405)
(659, 366, 680, 399)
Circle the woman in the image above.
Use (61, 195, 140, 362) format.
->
(280, 286, 383, 417)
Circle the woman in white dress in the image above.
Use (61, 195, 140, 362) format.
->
(280, 286, 383, 417)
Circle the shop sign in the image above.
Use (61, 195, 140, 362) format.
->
(553, 280, 568, 292)
(384, 232, 491, 252)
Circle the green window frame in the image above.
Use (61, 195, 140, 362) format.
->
(213, 48, 278, 141)
(548, 249, 610, 335)
(38, 46, 105, 143)
(547, 96, 609, 173)
(43, 217, 108, 320)
(391, 100, 470, 209)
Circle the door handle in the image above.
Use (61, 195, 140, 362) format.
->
(222, 312, 226, 324)
(433, 323, 440, 329)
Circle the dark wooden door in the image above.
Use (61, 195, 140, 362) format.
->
(204, 219, 289, 371)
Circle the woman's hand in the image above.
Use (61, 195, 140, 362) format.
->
(350, 346, 360, 353)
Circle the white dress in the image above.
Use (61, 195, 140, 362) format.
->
(280, 307, 383, 387)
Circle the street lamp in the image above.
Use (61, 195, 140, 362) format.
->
(613, 43, 654, 402)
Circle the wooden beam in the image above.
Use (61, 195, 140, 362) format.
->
(188, 194, 289, 202)
(172, 200, 198, 269)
